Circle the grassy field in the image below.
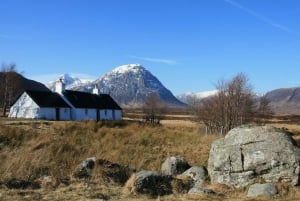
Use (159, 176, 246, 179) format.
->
(0, 117, 300, 200)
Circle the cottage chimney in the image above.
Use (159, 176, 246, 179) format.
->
(92, 84, 99, 95)
(55, 78, 65, 94)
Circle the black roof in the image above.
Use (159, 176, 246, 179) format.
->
(25, 90, 71, 108)
(62, 90, 122, 110)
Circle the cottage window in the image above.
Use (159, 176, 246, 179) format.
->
(104, 110, 107, 115)
(85, 109, 88, 115)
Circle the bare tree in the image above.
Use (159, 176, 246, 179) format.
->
(186, 94, 203, 122)
(198, 73, 256, 134)
(255, 95, 273, 124)
(143, 92, 165, 125)
(0, 63, 22, 116)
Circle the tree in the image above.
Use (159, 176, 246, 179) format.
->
(0, 63, 22, 116)
(143, 92, 165, 125)
(198, 73, 256, 134)
(186, 94, 203, 122)
(256, 95, 273, 123)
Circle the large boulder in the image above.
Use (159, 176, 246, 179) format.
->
(127, 170, 173, 196)
(161, 156, 190, 176)
(207, 125, 300, 188)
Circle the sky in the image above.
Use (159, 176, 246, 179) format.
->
(1, 0, 300, 95)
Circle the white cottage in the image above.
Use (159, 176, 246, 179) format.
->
(9, 80, 122, 121)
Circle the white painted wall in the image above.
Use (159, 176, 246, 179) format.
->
(72, 108, 97, 121)
(38, 107, 71, 120)
(9, 92, 39, 118)
(114, 110, 122, 120)
(99, 109, 122, 120)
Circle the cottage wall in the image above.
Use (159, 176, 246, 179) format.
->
(114, 110, 122, 120)
(72, 108, 97, 121)
(38, 108, 71, 120)
(9, 92, 40, 118)
(99, 109, 122, 120)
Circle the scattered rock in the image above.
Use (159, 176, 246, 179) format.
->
(37, 176, 60, 189)
(208, 125, 300, 188)
(129, 170, 173, 196)
(74, 157, 96, 179)
(171, 174, 194, 194)
(183, 166, 208, 185)
(95, 159, 133, 185)
(188, 185, 216, 195)
(247, 183, 278, 197)
(161, 156, 190, 176)
(5, 178, 40, 189)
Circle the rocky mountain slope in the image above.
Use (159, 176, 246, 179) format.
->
(71, 64, 185, 107)
(264, 87, 300, 115)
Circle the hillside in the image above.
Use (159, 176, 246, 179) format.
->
(264, 87, 300, 115)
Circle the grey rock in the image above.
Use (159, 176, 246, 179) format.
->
(183, 166, 208, 184)
(208, 125, 300, 188)
(74, 157, 96, 179)
(133, 170, 173, 196)
(247, 183, 278, 197)
(161, 156, 191, 176)
(96, 159, 133, 185)
(188, 185, 216, 195)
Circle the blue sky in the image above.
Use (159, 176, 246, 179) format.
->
(1, 0, 300, 95)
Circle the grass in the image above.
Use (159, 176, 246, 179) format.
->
(0, 118, 300, 200)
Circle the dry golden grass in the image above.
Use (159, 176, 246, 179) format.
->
(0, 118, 300, 200)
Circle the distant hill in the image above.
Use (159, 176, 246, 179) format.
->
(46, 73, 92, 91)
(0, 72, 50, 93)
(176, 90, 218, 104)
(264, 87, 300, 115)
(71, 64, 185, 108)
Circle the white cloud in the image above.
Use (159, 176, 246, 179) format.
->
(224, 0, 297, 35)
(130, 55, 177, 65)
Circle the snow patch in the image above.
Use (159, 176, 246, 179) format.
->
(111, 64, 143, 74)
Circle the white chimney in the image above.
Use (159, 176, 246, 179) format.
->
(92, 84, 99, 95)
(55, 78, 65, 94)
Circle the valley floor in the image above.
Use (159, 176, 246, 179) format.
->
(1, 117, 300, 201)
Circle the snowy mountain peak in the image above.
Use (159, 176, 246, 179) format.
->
(47, 73, 93, 91)
(72, 64, 184, 107)
(111, 64, 144, 75)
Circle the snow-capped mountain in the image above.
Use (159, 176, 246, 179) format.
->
(176, 90, 218, 103)
(47, 74, 92, 91)
(71, 64, 185, 107)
